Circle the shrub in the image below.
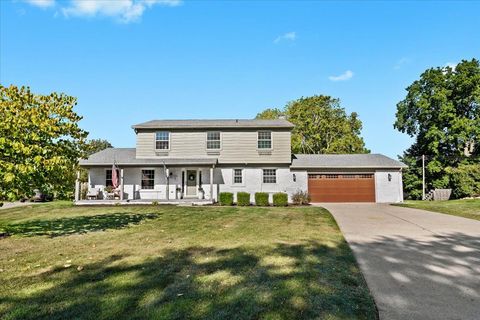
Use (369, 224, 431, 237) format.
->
(255, 192, 269, 206)
(0, 202, 3, 207)
(273, 193, 288, 206)
(219, 192, 234, 206)
(291, 190, 311, 205)
(152, 201, 159, 205)
(237, 192, 250, 206)
(446, 164, 480, 198)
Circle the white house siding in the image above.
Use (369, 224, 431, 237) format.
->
(374, 170, 404, 203)
(87, 166, 307, 202)
(216, 167, 307, 203)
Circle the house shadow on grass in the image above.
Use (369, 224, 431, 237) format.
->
(1, 241, 377, 320)
(1, 213, 159, 237)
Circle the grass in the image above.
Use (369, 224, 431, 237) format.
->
(0, 202, 376, 320)
(394, 199, 480, 221)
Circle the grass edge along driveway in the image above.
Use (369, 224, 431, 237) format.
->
(0, 202, 377, 320)
(393, 199, 480, 221)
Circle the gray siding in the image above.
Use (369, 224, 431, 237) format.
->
(136, 129, 291, 164)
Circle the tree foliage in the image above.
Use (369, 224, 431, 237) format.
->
(256, 95, 369, 154)
(85, 139, 113, 156)
(445, 164, 480, 199)
(0, 85, 88, 200)
(395, 59, 480, 198)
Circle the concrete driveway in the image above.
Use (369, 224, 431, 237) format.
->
(320, 203, 480, 320)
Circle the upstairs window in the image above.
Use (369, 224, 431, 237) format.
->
(155, 131, 169, 150)
(233, 169, 243, 184)
(263, 169, 276, 183)
(207, 131, 221, 150)
(257, 131, 272, 149)
(141, 170, 155, 189)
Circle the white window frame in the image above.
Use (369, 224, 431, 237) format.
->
(233, 168, 243, 184)
(257, 131, 273, 150)
(155, 131, 170, 150)
(141, 169, 155, 190)
(206, 131, 221, 150)
(262, 169, 276, 184)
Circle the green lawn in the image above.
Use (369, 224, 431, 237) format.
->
(0, 202, 376, 320)
(394, 199, 480, 221)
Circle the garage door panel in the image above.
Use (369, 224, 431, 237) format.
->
(308, 174, 375, 202)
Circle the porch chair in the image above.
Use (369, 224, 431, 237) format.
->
(86, 187, 100, 200)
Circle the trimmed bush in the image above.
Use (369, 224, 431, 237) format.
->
(236, 192, 251, 206)
(219, 192, 234, 206)
(273, 193, 288, 207)
(255, 192, 269, 206)
(291, 191, 311, 205)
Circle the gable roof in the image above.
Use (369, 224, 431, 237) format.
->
(79, 148, 217, 166)
(132, 119, 294, 130)
(291, 154, 406, 169)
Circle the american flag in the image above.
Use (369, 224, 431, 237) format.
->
(112, 162, 119, 188)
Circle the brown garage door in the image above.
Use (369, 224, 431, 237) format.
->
(308, 174, 375, 202)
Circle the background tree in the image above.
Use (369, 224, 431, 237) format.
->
(0, 85, 88, 200)
(394, 59, 480, 199)
(85, 139, 113, 156)
(256, 95, 369, 154)
(255, 108, 284, 120)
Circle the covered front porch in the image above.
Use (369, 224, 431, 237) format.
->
(76, 157, 219, 204)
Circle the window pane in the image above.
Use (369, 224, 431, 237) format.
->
(156, 141, 169, 150)
(258, 131, 271, 140)
(141, 170, 155, 189)
(207, 131, 220, 140)
(258, 140, 272, 149)
(263, 169, 276, 183)
(106, 169, 112, 186)
(207, 141, 220, 149)
(234, 169, 242, 184)
(156, 131, 169, 141)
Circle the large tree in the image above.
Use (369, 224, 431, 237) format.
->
(256, 95, 369, 154)
(85, 139, 113, 156)
(395, 59, 480, 199)
(0, 85, 88, 200)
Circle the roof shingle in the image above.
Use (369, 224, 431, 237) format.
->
(291, 154, 406, 169)
(79, 148, 217, 166)
(132, 119, 294, 129)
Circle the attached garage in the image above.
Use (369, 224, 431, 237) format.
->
(292, 154, 406, 203)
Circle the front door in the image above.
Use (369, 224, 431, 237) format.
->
(186, 170, 197, 197)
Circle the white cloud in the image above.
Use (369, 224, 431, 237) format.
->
(328, 70, 354, 82)
(274, 32, 296, 44)
(394, 57, 410, 70)
(24, 0, 55, 8)
(23, 0, 181, 23)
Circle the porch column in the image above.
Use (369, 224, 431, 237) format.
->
(120, 169, 124, 201)
(75, 171, 80, 202)
(166, 168, 170, 201)
(210, 166, 214, 201)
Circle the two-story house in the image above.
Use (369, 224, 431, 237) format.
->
(79, 119, 406, 203)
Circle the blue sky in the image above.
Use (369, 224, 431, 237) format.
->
(1, 0, 479, 158)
